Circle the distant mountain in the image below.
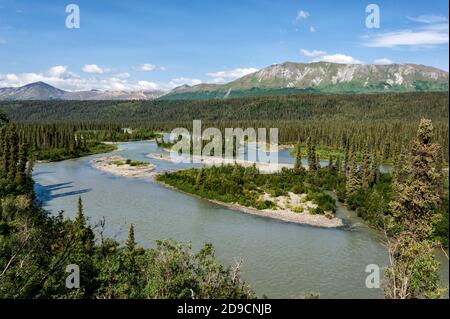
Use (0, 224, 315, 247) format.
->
(1, 62, 448, 101)
(0, 82, 165, 101)
(161, 62, 449, 100)
(0, 81, 66, 100)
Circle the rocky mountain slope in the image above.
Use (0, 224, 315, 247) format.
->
(162, 62, 449, 99)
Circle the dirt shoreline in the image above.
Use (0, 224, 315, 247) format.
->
(156, 178, 344, 228)
(91, 155, 156, 179)
(147, 153, 294, 173)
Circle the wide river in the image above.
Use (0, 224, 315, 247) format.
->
(33, 141, 449, 299)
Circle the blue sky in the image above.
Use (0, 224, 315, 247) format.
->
(0, 0, 448, 91)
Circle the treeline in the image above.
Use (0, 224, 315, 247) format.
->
(0, 124, 255, 298)
(1, 92, 448, 162)
(4, 122, 157, 162)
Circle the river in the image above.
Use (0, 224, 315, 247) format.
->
(33, 141, 449, 299)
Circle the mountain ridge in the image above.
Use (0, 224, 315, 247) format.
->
(1, 62, 448, 100)
(162, 62, 449, 100)
(0, 82, 165, 101)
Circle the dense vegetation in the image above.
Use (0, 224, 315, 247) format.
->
(0, 124, 255, 298)
(157, 164, 336, 214)
(10, 122, 158, 162)
(160, 119, 448, 298)
(1, 92, 448, 162)
(0, 91, 448, 299)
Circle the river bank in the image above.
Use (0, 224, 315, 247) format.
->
(147, 152, 293, 173)
(156, 177, 343, 229)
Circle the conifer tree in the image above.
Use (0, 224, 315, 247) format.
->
(126, 224, 136, 251)
(360, 147, 371, 190)
(345, 155, 361, 198)
(75, 195, 86, 229)
(327, 155, 334, 174)
(294, 143, 304, 174)
(369, 154, 381, 185)
(384, 119, 444, 299)
(307, 138, 317, 172)
(196, 168, 206, 186)
(336, 156, 342, 176)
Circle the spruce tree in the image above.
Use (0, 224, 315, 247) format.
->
(196, 168, 206, 186)
(345, 155, 361, 198)
(327, 155, 334, 174)
(360, 147, 371, 190)
(126, 224, 136, 251)
(384, 119, 444, 299)
(307, 138, 317, 172)
(369, 154, 381, 185)
(294, 143, 304, 174)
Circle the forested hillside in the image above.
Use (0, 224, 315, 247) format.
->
(1, 92, 448, 162)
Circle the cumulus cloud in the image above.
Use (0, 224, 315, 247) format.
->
(309, 26, 316, 33)
(363, 15, 449, 48)
(168, 77, 202, 88)
(374, 58, 393, 65)
(0, 65, 201, 92)
(300, 49, 327, 57)
(296, 10, 309, 21)
(206, 67, 258, 83)
(82, 64, 105, 74)
(116, 72, 130, 78)
(300, 49, 362, 64)
(135, 63, 156, 72)
(313, 54, 362, 64)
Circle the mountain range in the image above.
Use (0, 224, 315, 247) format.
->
(1, 62, 448, 101)
(0, 82, 165, 101)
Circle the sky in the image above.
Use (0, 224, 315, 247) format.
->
(0, 0, 448, 91)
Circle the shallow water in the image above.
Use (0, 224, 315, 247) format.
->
(33, 141, 448, 299)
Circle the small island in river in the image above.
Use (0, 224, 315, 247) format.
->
(92, 155, 156, 178)
(156, 164, 344, 228)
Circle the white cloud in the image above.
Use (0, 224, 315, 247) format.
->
(207, 67, 258, 83)
(47, 65, 70, 78)
(116, 72, 130, 78)
(364, 29, 449, 47)
(0, 65, 200, 92)
(363, 15, 449, 48)
(135, 63, 156, 72)
(137, 80, 160, 90)
(296, 10, 309, 21)
(313, 54, 362, 64)
(82, 64, 105, 74)
(300, 49, 362, 64)
(168, 78, 202, 88)
(309, 26, 316, 33)
(374, 58, 393, 65)
(407, 15, 448, 24)
(300, 49, 327, 57)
